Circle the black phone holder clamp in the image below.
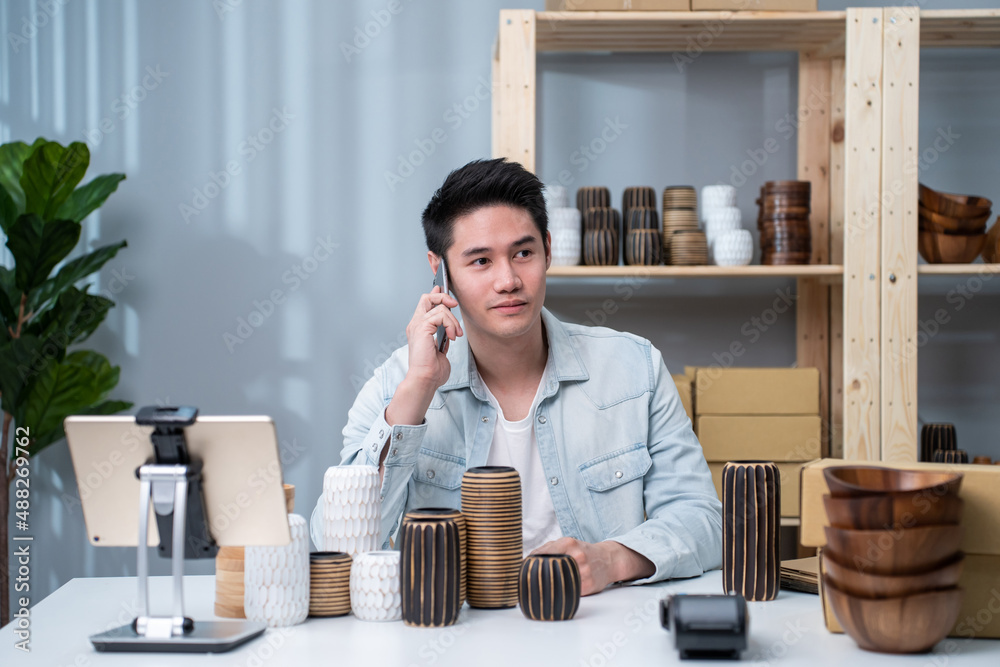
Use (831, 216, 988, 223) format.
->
(660, 594, 749, 660)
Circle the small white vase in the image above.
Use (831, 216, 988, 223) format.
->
(544, 184, 569, 210)
(714, 229, 754, 267)
(320, 466, 381, 556)
(550, 208, 582, 266)
(350, 550, 403, 622)
(244, 513, 310, 627)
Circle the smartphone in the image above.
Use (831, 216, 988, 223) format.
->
(433, 261, 449, 352)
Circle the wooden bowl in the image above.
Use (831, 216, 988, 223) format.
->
(823, 525, 963, 575)
(919, 229, 987, 264)
(823, 550, 964, 599)
(918, 205, 990, 233)
(920, 183, 992, 219)
(823, 493, 963, 530)
(823, 581, 963, 653)
(919, 216, 986, 237)
(983, 219, 1000, 263)
(823, 466, 963, 499)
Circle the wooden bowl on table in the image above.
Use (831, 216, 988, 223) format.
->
(822, 550, 964, 599)
(823, 525, 963, 576)
(823, 466, 963, 499)
(919, 183, 992, 219)
(918, 229, 987, 264)
(823, 581, 964, 654)
(823, 493, 964, 530)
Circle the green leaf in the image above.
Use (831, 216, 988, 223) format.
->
(55, 173, 125, 223)
(0, 182, 17, 234)
(0, 335, 44, 416)
(22, 426, 67, 457)
(80, 399, 132, 416)
(64, 350, 120, 402)
(20, 141, 90, 220)
(28, 240, 127, 313)
(0, 265, 18, 330)
(26, 287, 113, 347)
(0, 138, 45, 212)
(5, 214, 82, 291)
(21, 359, 99, 447)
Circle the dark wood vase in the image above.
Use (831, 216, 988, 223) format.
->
(405, 508, 466, 608)
(932, 448, 969, 464)
(400, 514, 462, 627)
(576, 186, 610, 213)
(921, 423, 957, 462)
(625, 204, 659, 233)
(518, 554, 580, 621)
(625, 230, 661, 266)
(584, 228, 619, 266)
(722, 461, 780, 602)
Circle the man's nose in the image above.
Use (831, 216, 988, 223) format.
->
(494, 260, 521, 292)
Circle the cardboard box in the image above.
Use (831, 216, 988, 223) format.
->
(672, 374, 693, 423)
(694, 367, 819, 416)
(545, 0, 689, 9)
(802, 459, 1000, 639)
(697, 415, 821, 462)
(708, 461, 803, 517)
(691, 0, 815, 10)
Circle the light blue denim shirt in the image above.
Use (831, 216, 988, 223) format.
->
(314, 308, 722, 584)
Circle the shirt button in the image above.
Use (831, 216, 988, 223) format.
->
(378, 429, 384, 438)
(395, 432, 403, 441)
(482, 416, 489, 423)
(538, 415, 547, 424)
(392, 449, 399, 457)
(615, 471, 623, 479)
(550, 477, 558, 486)
(426, 470, 436, 479)
(379, 495, 384, 502)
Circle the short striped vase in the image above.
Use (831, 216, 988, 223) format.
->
(400, 514, 462, 627)
(722, 461, 780, 602)
(518, 554, 580, 621)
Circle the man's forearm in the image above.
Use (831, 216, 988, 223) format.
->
(606, 541, 655, 584)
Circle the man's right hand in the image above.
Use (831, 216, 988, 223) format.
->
(384, 286, 463, 429)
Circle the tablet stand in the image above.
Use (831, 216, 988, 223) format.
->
(89, 406, 267, 653)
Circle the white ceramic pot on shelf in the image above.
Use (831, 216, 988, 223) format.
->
(544, 184, 570, 211)
(318, 466, 381, 556)
(714, 229, 754, 267)
(549, 207, 582, 266)
(700, 184, 737, 220)
(350, 550, 403, 622)
(244, 513, 310, 627)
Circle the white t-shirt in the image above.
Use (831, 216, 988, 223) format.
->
(483, 371, 564, 556)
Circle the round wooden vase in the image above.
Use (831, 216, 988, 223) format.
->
(400, 514, 462, 627)
(309, 552, 352, 617)
(518, 554, 581, 622)
(461, 466, 522, 609)
(405, 508, 466, 608)
(584, 228, 619, 266)
(722, 461, 780, 602)
(933, 449, 969, 464)
(576, 186, 610, 214)
(921, 423, 957, 462)
(625, 229, 661, 266)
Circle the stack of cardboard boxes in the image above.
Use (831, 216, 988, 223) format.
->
(684, 367, 822, 518)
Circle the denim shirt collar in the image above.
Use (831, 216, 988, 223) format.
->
(438, 308, 589, 400)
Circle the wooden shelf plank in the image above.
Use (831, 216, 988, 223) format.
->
(546, 265, 843, 278)
(920, 10, 1000, 49)
(535, 11, 847, 55)
(917, 264, 1000, 275)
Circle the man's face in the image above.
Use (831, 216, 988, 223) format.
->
(439, 204, 550, 345)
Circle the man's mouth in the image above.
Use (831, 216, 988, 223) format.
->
(492, 300, 527, 313)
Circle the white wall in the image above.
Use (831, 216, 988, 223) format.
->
(1, 0, 998, 607)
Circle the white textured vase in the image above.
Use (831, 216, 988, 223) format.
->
(244, 513, 310, 627)
(320, 466, 381, 556)
(350, 550, 402, 622)
(544, 184, 570, 210)
(550, 207, 582, 266)
(700, 184, 737, 218)
(714, 229, 754, 267)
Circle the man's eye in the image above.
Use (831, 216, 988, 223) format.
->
(472, 258, 489, 266)
(516, 250, 532, 258)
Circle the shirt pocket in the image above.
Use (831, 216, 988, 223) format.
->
(414, 448, 465, 490)
(578, 443, 651, 537)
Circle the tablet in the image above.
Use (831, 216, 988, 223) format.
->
(64, 415, 291, 548)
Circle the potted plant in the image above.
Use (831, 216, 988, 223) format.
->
(0, 138, 132, 625)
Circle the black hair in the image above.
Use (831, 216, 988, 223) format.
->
(421, 158, 548, 261)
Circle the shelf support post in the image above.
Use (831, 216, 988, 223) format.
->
(496, 10, 537, 172)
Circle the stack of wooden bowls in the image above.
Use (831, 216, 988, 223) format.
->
(758, 181, 812, 265)
(662, 186, 698, 262)
(460, 466, 522, 609)
(820, 466, 966, 654)
(918, 184, 992, 264)
(583, 207, 620, 266)
(984, 217, 1000, 263)
(309, 552, 353, 617)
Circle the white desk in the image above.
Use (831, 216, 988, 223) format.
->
(2, 571, 998, 665)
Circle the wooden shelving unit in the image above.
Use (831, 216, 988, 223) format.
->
(917, 264, 1000, 276)
(492, 8, 999, 464)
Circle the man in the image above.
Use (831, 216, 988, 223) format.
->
(318, 158, 722, 595)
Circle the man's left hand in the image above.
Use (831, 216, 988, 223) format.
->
(530, 537, 655, 596)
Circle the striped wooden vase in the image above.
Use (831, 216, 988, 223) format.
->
(625, 229, 661, 266)
(518, 554, 580, 622)
(400, 514, 462, 627)
(921, 423, 957, 462)
(625, 206, 659, 233)
(404, 508, 466, 608)
(722, 461, 780, 602)
(622, 186, 657, 224)
(584, 228, 618, 266)
(932, 448, 969, 464)
(576, 186, 610, 214)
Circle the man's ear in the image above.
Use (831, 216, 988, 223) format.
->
(428, 251, 441, 275)
(545, 231, 552, 269)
